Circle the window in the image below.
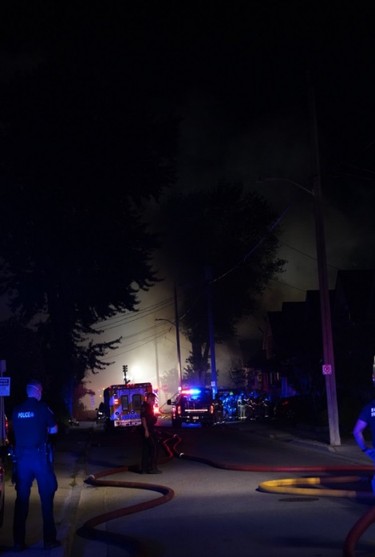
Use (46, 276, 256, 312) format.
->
(132, 394, 142, 411)
(121, 395, 129, 412)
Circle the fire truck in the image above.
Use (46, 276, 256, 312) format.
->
(101, 382, 157, 428)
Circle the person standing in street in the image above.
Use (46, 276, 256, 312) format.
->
(140, 391, 161, 474)
(11, 378, 61, 551)
(353, 399, 375, 494)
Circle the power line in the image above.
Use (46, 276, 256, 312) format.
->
(211, 204, 292, 285)
(93, 297, 174, 331)
(279, 241, 341, 271)
(100, 326, 173, 360)
(266, 277, 311, 294)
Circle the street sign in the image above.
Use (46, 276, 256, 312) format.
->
(322, 364, 332, 375)
(0, 377, 10, 396)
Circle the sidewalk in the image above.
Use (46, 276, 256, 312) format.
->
(0, 426, 92, 557)
(240, 417, 375, 468)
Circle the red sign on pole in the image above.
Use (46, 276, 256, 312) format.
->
(322, 364, 332, 375)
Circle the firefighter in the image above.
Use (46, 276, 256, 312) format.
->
(11, 379, 61, 551)
(140, 391, 161, 474)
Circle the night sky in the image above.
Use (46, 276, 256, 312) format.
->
(2, 2, 374, 265)
(1, 2, 375, 393)
(170, 2, 375, 305)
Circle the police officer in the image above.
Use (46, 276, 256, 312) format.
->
(353, 399, 375, 458)
(11, 379, 60, 551)
(140, 392, 161, 474)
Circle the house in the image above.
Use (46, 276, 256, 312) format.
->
(258, 269, 375, 404)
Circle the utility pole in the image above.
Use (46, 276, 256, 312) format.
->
(154, 322, 161, 391)
(156, 284, 183, 389)
(174, 283, 183, 389)
(0, 360, 6, 448)
(205, 266, 217, 396)
(308, 72, 341, 446)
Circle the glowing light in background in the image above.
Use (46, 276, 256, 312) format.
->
(83, 281, 189, 408)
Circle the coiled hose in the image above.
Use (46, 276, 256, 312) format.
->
(76, 432, 175, 557)
(76, 431, 375, 557)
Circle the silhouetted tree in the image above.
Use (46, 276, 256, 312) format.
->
(0, 19, 178, 413)
(158, 183, 286, 384)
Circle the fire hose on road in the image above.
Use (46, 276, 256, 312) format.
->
(75, 433, 176, 557)
(76, 431, 375, 557)
(76, 473, 174, 557)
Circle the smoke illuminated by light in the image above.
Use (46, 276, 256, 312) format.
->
(83, 97, 375, 410)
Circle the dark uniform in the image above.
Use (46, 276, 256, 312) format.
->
(140, 394, 160, 473)
(12, 395, 58, 549)
(358, 401, 375, 444)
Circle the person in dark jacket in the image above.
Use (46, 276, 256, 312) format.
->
(11, 379, 61, 551)
(140, 392, 161, 474)
(353, 399, 375, 460)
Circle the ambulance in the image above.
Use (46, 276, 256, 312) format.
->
(102, 382, 158, 428)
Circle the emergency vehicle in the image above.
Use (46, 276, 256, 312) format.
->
(167, 387, 216, 427)
(102, 383, 158, 428)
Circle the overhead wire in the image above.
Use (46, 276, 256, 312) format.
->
(279, 240, 341, 271)
(210, 203, 292, 286)
(100, 326, 175, 360)
(266, 277, 309, 294)
(93, 297, 174, 331)
(91, 179, 347, 362)
(207, 196, 340, 288)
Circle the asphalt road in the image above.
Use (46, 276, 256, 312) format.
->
(1, 419, 375, 557)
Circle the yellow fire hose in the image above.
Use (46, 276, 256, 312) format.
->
(258, 474, 375, 499)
